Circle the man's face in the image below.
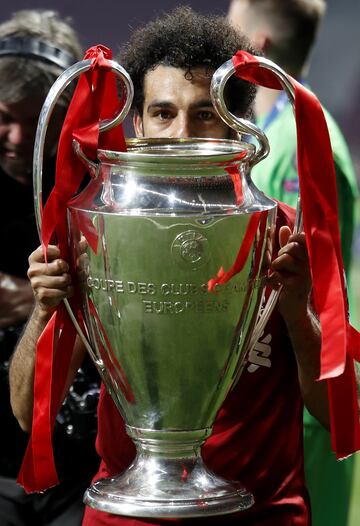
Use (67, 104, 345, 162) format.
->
(133, 65, 231, 139)
(0, 96, 63, 185)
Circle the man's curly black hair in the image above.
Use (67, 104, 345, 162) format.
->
(119, 6, 258, 118)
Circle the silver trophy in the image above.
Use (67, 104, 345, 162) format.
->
(33, 56, 298, 518)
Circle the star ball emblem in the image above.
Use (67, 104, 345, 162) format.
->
(171, 230, 209, 269)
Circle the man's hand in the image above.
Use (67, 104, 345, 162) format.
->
(268, 226, 328, 427)
(0, 272, 34, 328)
(10, 245, 79, 432)
(268, 225, 311, 325)
(27, 245, 74, 320)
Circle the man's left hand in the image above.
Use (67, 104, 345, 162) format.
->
(268, 226, 312, 324)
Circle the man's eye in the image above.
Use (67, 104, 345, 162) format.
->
(198, 111, 215, 121)
(154, 110, 173, 121)
(0, 112, 11, 125)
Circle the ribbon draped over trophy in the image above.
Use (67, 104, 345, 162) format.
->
(17, 47, 360, 494)
(210, 50, 360, 458)
(17, 45, 127, 492)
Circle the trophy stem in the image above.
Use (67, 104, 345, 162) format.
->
(84, 427, 254, 518)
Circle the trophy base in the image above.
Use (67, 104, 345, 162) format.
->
(84, 428, 254, 518)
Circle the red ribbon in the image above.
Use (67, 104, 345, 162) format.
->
(18, 45, 127, 492)
(208, 211, 262, 291)
(41, 44, 126, 257)
(17, 303, 78, 491)
(225, 164, 244, 206)
(232, 50, 360, 458)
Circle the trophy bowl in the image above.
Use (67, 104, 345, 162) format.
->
(67, 137, 277, 517)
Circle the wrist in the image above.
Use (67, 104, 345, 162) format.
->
(281, 302, 311, 328)
(285, 306, 321, 371)
(33, 304, 55, 324)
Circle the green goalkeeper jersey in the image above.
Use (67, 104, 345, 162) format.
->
(253, 102, 357, 274)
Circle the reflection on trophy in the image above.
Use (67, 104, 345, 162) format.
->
(33, 55, 294, 518)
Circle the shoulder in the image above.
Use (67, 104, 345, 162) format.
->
(321, 108, 357, 190)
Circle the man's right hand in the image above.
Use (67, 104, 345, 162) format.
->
(10, 246, 79, 433)
(28, 245, 74, 318)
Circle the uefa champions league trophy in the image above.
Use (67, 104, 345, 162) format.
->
(33, 55, 297, 518)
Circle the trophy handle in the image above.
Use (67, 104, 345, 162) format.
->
(32, 58, 134, 363)
(211, 56, 303, 352)
(211, 59, 270, 167)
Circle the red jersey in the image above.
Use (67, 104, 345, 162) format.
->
(83, 203, 310, 526)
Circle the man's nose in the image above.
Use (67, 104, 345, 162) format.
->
(6, 122, 30, 145)
(171, 115, 193, 138)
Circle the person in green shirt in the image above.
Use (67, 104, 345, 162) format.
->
(228, 1, 359, 525)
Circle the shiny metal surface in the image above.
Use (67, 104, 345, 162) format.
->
(85, 427, 253, 517)
(33, 58, 134, 234)
(211, 56, 295, 168)
(211, 56, 300, 358)
(31, 53, 294, 517)
(32, 57, 134, 362)
(69, 137, 276, 516)
(211, 59, 269, 166)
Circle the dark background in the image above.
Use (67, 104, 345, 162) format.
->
(1, 0, 359, 164)
(1, 1, 360, 200)
(0, 1, 359, 145)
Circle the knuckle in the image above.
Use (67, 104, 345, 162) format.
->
(28, 247, 42, 264)
(59, 274, 71, 287)
(288, 241, 298, 251)
(54, 259, 68, 273)
(27, 264, 41, 279)
(30, 276, 44, 290)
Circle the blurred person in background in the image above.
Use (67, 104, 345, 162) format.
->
(0, 9, 100, 526)
(228, 1, 359, 525)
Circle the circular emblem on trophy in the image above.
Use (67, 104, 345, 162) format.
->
(171, 230, 209, 270)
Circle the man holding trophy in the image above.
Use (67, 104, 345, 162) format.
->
(10, 7, 356, 526)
